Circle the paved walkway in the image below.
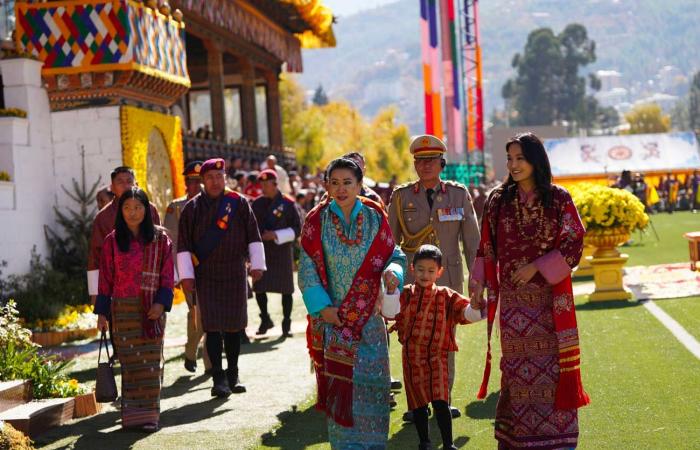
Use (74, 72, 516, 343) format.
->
(33, 292, 319, 450)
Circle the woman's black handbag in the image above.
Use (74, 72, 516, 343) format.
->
(95, 330, 118, 403)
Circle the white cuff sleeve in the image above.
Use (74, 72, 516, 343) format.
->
(274, 227, 296, 245)
(249, 241, 267, 271)
(464, 304, 484, 323)
(381, 290, 401, 319)
(177, 251, 195, 280)
(87, 270, 99, 296)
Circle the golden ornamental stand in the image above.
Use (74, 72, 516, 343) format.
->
(585, 228, 633, 302)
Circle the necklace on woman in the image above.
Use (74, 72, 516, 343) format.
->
(332, 211, 364, 246)
(512, 191, 547, 242)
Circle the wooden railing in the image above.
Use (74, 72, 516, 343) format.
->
(182, 135, 296, 167)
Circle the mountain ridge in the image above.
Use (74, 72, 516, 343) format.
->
(298, 0, 700, 133)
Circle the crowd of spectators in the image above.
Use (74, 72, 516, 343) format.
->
(613, 169, 700, 214)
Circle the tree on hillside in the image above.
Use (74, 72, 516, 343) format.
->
(503, 24, 598, 130)
(312, 84, 329, 106)
(364, 107, 412, 183)
(623, 103, 671, 135)
(690, 71, 700, 135)
(279, 76, 413, 181)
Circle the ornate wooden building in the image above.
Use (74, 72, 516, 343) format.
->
(170, 0, 335, 165)
(0, 0, 333, 275)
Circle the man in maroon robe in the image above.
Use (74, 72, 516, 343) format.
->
(177, 158, 266, 398)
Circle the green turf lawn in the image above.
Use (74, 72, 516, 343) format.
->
(257, 211, 700, 449)
(257, 295, 700, 449)
(622, 210, 699, 267)
(652, 296, 700, 338)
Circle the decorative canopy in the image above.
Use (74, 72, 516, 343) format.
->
(14, 0, 190, 110)
(544, 132, 700, 177)
(280, 0, 336, 49)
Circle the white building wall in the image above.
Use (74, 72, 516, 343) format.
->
(0, 59, 123, 276)
(51, 106, 122, 210)
(0, 59, 56, 276)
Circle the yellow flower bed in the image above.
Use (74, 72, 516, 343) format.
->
(120, 105, 185, 200)
(31, 304, 94, 332)
(569, 183, 649, 232)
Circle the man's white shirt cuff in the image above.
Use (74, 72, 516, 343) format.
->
(274, 228, 296, 245)
(87, 270, 99, 296)
(177, 251, 195, 280)
(249, 242, 267, 271)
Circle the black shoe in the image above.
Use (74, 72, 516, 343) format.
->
(256, 315, 274, 335)
(418, 442, 433, 450)
(449, 405, 461, 419)
(211, 369, 232, 398)
(403, 406, 432, 422)
(282, 318, 292, 338)
(390, 378, 402, 390)
(226, 368, 247, 394)
(184, 358, 197, 373)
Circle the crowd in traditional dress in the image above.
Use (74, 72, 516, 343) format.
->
(613, 169, 700, 213)
(88, 133, 590, 449)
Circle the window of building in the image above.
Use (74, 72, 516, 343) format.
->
(188, 90, 211, 138)
(224, 87, 242, 142)
(255, 85, 269, 146)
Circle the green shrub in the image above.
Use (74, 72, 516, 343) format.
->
(0, 251, 86, 325)
(0, 301, 86, 399)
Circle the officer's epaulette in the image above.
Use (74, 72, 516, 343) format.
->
(443, 179, 468, 191)
(389, 181, 413, 202)
(392, 181, 414, 192)
(282, 194, 295, 203)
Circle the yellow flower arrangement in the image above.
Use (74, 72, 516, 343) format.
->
(31, 304, 94, 332)
(120, 105, 185, 201)
(569, 183, 649, 232)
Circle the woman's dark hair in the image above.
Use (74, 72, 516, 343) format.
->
(413, 244, 443, 268)
(115, 187, 155, 252)
(501, 132, 553, 208)
(325, 157, 363, 184)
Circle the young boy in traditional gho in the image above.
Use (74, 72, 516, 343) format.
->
(383, 244, 483, 450)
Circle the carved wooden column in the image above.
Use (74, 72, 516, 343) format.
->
(240, 57, 258, 143)
(265, 70, 283, 148)
(205, 40, 226, 141)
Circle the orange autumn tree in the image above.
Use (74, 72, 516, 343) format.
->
(280, 75, 413, 182)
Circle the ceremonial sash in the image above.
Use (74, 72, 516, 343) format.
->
(263, 194, 287, 231)
(193, 191, 240, 266)
(302, 197, 395, 427)
(140, 228, 167, 339)
(476, 189, 590, 410)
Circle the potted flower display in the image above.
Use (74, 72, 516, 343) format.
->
(569, 183, 649, 301)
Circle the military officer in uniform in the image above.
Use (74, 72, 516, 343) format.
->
(164, 161, 211, 374)
(251, 169, 302, 337)
(388, 134, 480, 420)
